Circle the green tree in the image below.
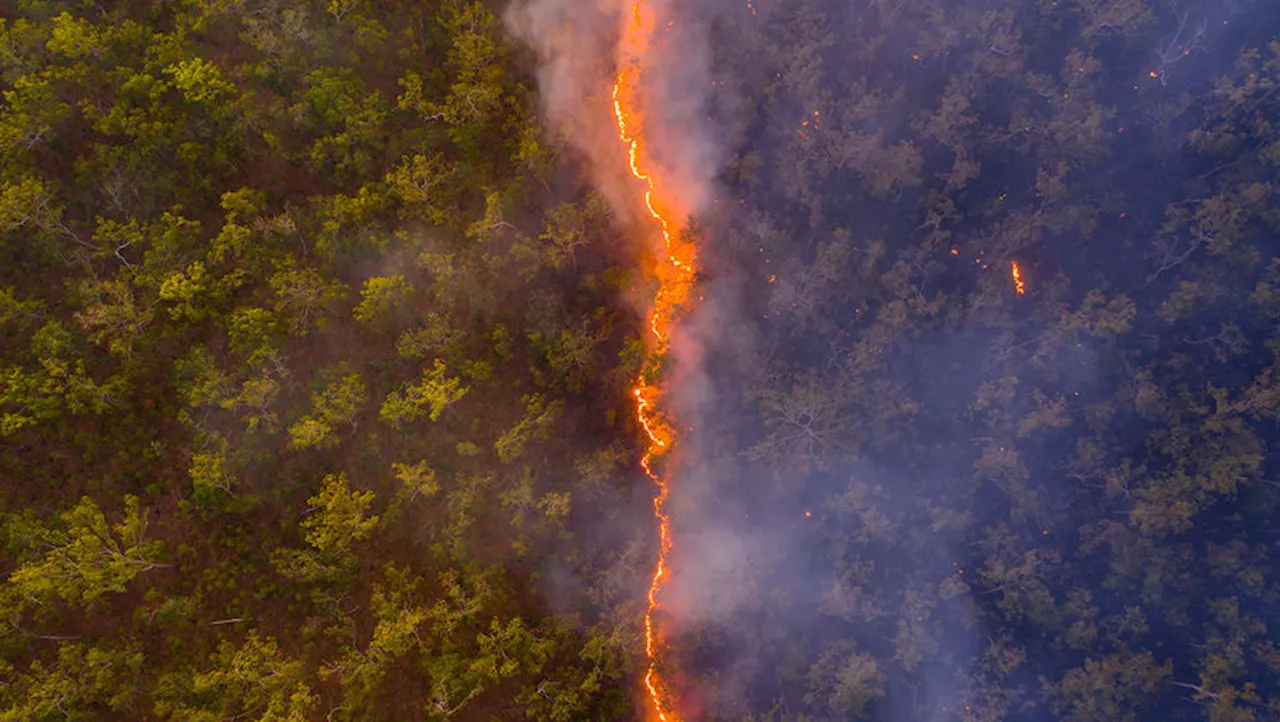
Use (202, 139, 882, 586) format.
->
(0, 642, 145, 719)
(352, 274, 410, 324)
(271, 473, 378, 584)
(301, 472, 379, 554)
(156, 632, 318, 721)
(0, 320, 122, 435)
(5, 495, 167, 607)
(288, 372, 366, 449)
(163, 57, 236, 105)
(380, 359, 469, 427)
(269, 266, 346, 336)
(386, 153, 452, 224)
(323, 564, 430, 712)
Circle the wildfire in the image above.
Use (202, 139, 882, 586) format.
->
(612, 0, 696, 719)
(1011, 260, 1026, 295)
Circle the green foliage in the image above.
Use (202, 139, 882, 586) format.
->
(0, 1, 634, 716)
(320, 564, 429, 710)
(158, 261, 213, 322)
(380, 359, 469, 427)
(495, 394, 563, 464)
(73, 277, 155, 358)
(288, 372, 366, 449)
(45, 13, 106, 60)
(302, 472, 379, 555)
(226, 306, 282, 362)
(1, 319, 123, 434)
(386, 153, 453, 224)
(163, 57, 235, 104)
(352, 274, 410, 324)
(190, 438, 235, 498)
(433, 2, 507, 128)
(270, 473, 378, 586)
(392, 459, 439, 502)
(269, 266, 346, 336)
(0, 642, 145, 719)
(513, 198, 602, 278)
(5, 495, 164, 607)
(300, 67, 387, 178)
(0, 286, 42, 326)
(396, 312, 464, 360)
(157, 632, 317, 721)
(499, 467, 571, 544)
(0, 177, 63, 236)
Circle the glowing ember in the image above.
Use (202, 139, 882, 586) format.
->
(612, 1, 696, 718)
(1011, 261, 1026, 295)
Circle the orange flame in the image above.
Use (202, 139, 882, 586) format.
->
(613, 1, 696, 719)
(1011, 261, 1026, 295)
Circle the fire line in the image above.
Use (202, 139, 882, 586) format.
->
(612, 0, 696, 719)
(1011, 260, 1026, 295)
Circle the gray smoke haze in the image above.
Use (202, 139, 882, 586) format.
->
(666, 269, 764, 625)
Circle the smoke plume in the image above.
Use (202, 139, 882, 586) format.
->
(506, 0, 735, 717)
(504, 0, 723, 225)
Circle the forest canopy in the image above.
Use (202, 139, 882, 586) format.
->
(2, 0, 1280, 721)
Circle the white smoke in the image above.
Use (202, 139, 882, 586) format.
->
(505, 0, 742, 715)
(503, 0, 723, 226)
